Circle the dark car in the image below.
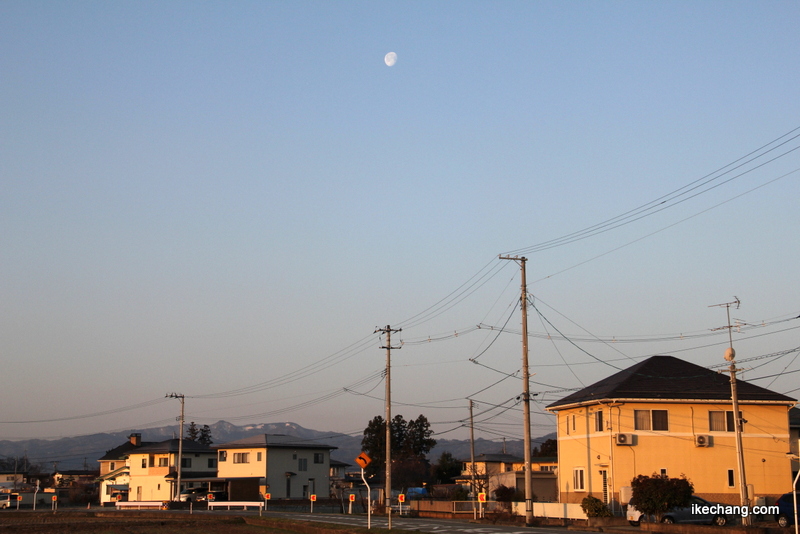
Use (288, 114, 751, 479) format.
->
(628, 496, 728, 526)
(776, 492, 797, 528)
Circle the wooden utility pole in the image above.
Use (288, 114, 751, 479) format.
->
(375, 325, 401, 530)
(499, 255, 534, 526)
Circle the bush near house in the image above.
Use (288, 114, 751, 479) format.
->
(629, 473, 693, 521)
(581, 495, 612, 517)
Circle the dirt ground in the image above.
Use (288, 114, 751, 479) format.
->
(0, 513, 300, 534)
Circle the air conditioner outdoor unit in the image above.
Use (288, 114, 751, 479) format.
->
(615, 433, 634, 445)
(695, 434, 712, 447)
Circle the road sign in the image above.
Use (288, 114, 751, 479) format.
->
(52, 495, 58, 502)
(478, 492, 487, 502)
(207, 493, 215, 501)
(355, 452, 372, 469)
(264, 493, 271, 500)
(398, 494, 405, 503)
(349, 494, 356, 502)
(17, 495, 22, 501)
(310, 494, 317, 501)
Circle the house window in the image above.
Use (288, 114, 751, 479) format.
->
(634, 410, 669, 431)
(709, 411, 742, 432)
(573, 468, 586, 491)
(572, 415, 576, 431)
(110, 462, 115, 471)
(233, 453, 250, 464)
(208, 458, 216, 469)
(141, 459, 147, 469)
(660, 468, 668, 477)
(314, 453, 324, 464)
(595, 411, 604, 432)
(149, 456, 155, 468)
(727, 469, 735, 487)
(257, 452, 262, 462)
(565, 416, 570, 435)
(219, 451, 227, 462)
(298, 458, 308, 471)
(181, 458, 192, 468)
(158, 457, 169, 467)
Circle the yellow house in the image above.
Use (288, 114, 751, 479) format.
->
(215, 434, 336, 500)
(127, 439, 217, 502)
(546, 355, 796, 507)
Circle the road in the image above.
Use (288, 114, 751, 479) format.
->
(264, 511, 598, 534)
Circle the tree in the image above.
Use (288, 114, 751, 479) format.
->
(361, 414, 437, 479)
(629, 474, 693, 521)
(187, 422, 200, 442)
(532, 438, 557, 458)
(198, 425, 213, 445)
(432, 451, 462, 484)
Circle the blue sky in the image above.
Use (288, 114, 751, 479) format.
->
(2, 1, 799, 447)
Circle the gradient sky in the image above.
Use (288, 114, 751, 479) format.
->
(2, 1, 799, 453)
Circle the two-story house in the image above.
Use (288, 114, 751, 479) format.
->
(214, 434, 336, 500)
(126, 439, 217, 501)
(546, 355, 796, 508)
(97, 433, 154, 505)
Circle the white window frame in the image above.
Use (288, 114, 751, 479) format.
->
(573, 467, 586, 492)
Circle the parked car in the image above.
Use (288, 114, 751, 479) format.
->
(627, 495, 728, 526)
(178, 487, 206, 502)
(0, 494, 12, 509)
(775, 492, 797, 527)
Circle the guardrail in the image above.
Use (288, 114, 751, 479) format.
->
(115, 501, 165, 510)
(207, 501, 265, 511)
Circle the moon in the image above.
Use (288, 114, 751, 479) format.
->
(384, 52, 397, 67)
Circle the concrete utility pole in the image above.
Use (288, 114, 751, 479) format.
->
(469, 399, 477, 519)
(375, 325, 401, 530)
(166, 393, 185, 501)
(499, 255, 534, 527)
(710, 298, 751, 526)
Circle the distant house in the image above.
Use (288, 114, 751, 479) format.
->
(329, 459, 350, 497)
(126, 439, 217, 502)
(214, 434, 337, 500)
(546, 355, 796, 507)
(456, 453, 557, 501)
(97, 433, 154, 505)
(790, 407, 800, 484)
(53, 469, 100, 488)
(0, 472, 25, 491)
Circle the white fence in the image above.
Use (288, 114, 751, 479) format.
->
(511, 502, 587, 520)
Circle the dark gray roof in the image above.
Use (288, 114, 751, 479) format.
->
(130, 439, 213, 454)
(214, 434, 337, 451)
(546, 355, 796, 410)
(99, 440, 157, 461)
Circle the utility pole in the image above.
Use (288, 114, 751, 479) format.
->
(710, 298, 750, 525)
(166, 393, 185, 501)
(375, 325, 401, 530)
(499, 255, 534, 527)
(469, 399, 477, 518)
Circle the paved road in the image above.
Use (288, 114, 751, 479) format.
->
(265, 511, 597, 534)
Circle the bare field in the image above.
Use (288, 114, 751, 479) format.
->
(0, 513, 302, 534)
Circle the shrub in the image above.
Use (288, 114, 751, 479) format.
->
(629, 474, 693, 521)
(581, 495, 612, 517)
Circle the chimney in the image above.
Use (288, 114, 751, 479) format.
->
(129, 433, 142, 447)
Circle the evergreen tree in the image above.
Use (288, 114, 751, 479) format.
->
(187, 422, 200, 442)
(198, 425, 213, 445)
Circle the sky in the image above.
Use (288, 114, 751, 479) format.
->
(2, 1, 800, 456)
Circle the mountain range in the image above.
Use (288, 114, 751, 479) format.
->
(0, 421, 555, 472)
